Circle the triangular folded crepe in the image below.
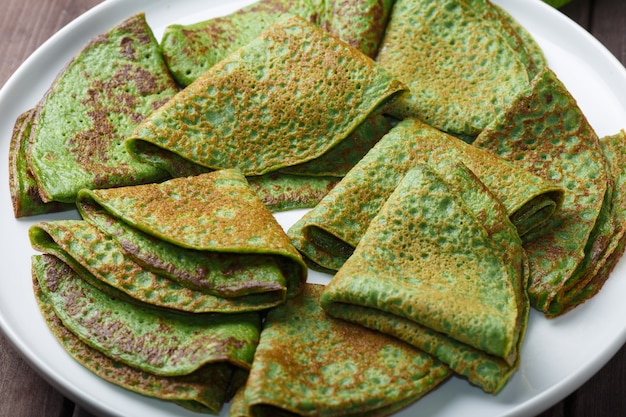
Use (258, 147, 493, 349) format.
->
(161, 0, 395, 86)
(375, 0, 539, 136)
(127, 16, 405, 177)
(30, 220, 293, 313)
(9, 109, 74, 217)
(26, 13, 178, 204)
(33, 254, 260, 413)
(231, 284, 451, 416)
(581, 131, 626, 299)
(473, 68, 612, 316)
(288, 117, 563, 272)
(30, 170, 307, 312)
(321, 161, 529, 393)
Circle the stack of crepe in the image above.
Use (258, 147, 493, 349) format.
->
(9, 13, 178, 217)
(474, 67, 626, 317)
(288, 118, 564, 272)
(30, 169, 307, 411)
(16, 0, 626, 413)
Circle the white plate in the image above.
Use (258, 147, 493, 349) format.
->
(1, 0, 626, 416)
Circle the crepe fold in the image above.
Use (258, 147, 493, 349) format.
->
(320, 161, 529, 393)
(9, 109, 75, 217)
(288, 117, 563, 272)
(24, 13, 178, 205)
(230, 284, 451, 416)
(375, 0, 545, 137)
(127, 16, 406, 177)
(33, 254, 260, 413)
(161, 0, 396, 86)
(30, 170, 307, 313)
(473, 68, 613, 317)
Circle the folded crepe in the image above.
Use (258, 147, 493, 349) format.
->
(582, 131, 626, 299)
(33, 254, 260, 413)
(321, 161, 529, 393)
(473, 68, 612, 317)
(161, 0, 395, 86)
(127, 16, 406, 177)
(482, 1, 547, 78)
(288, 117, 563, 272)
(30, 219, 294, 314)
(30, 170, 306, 312)
(26, 13, 178, 204)
(375, 0, 541, 136)
(231, 284, 451, 416)
(9, 109, 74, 217)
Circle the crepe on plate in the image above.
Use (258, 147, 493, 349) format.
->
(126, 16, 405, 177)
(33, 254, 260, 414)
(161, 0, 395, 86)
(288, 117, 563, 272)
(474, 67, 613, 316)
(321, 160, 529, 393)
(376, 0, 545, 137)
(230, 284, 451, 416)
(31, 170, 307, 313)
(25, 13, 178, 205)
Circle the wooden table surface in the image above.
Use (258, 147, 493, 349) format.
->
(1, 0, 625, 416)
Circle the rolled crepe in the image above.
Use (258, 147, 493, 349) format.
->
(9, 109, 74, 217)
(161, 0, 395, 86)
(29, 170, 307, 312)
(231, 284, 451, 416)
(473, 68, 612, 316)
(321, 161, 529, 393)
(33, 254, 260, 413)
(26, 13, 178, 203)
(127, 16, 406, 177)
(288, 117, 563, 272)
(375, 0, 534, 136)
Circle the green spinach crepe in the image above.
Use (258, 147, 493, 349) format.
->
(288, 117, 563, 272)
(33, 254, 260, 414)
(9, 109, 74, 217)
(321, 161, 529, 393)
(582, 131, 626, 301)
(161, 0, 395, 86)
(375, 0, 540, 136)
(29, 220, 292, 313)
(35, 170, 308, 312)
(26, 13, 178, 204)
(127, 16, 406, 177)
(230, 284, 451, 416)
(473, 68, 612, 316)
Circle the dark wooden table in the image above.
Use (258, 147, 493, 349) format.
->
(1, 0, 625, 416)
